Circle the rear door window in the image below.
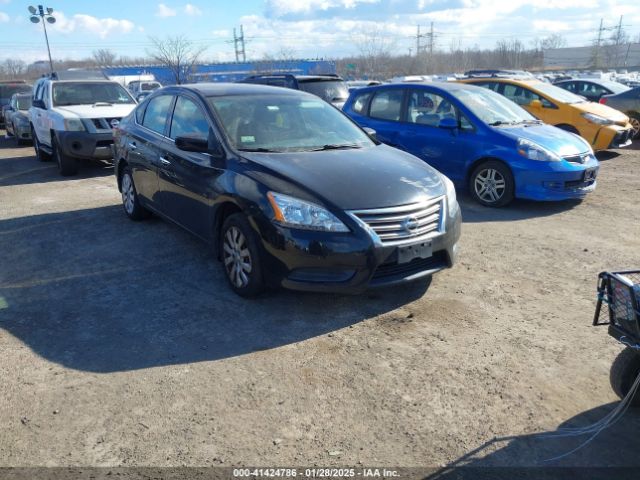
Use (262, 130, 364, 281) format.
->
(142, 95, 174, 135)
(369, 89, 404, 121)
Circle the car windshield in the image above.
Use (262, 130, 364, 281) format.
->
(141, 82, 161, 91)
(531, 82, 587, 104)
(208, 94, 374, 152)
(52, 82, 135, 106)
(451, 87, 537, 125)
(16, 95, 32, 110)
(0, 84, 31, 102)
(298, 80, 349, 103)
(597, 80, 631, 94)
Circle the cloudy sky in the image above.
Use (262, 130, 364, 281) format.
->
(0, 0, 638, 63)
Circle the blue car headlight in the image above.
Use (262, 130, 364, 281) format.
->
(267, 192, 349, 232)
(517, 138, 561, 162)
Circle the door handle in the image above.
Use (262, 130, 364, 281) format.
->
(128, 142, 137, 150)
(159, 156, 171, 166)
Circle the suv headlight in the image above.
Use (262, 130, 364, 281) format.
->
(267, 192, 349, 232)
(64, 118, 86, 131)
(442, 175, 458, 216)
(582, 112, 613, 125)
(517, 138, 561, 162)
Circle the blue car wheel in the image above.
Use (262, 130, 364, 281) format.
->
(469, 160, 515, 207)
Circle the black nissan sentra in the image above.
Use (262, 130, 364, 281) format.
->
(113, 83, 461, 297)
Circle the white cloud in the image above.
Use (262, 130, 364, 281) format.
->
(51, 12, 135, 39)
(0, 11, 9, 22)
(156, 3, 177, 17)
(266, 0, 379, 16)
(184, 3, 202, 16)
(532, 20, 570, 32)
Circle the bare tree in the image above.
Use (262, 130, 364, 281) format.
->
(350, 26, 396, 78)
(92, 49, 118, 67)
(2, 59, 26, 79)
(147, 35, 207, 84)
(539, 34, 567, 50)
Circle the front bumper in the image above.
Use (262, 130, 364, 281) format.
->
(513, 156, 599, 201)
(591, 124, 634, 151)
(12, 123, 31, 140)
(56, 131, 115, 160)
(254, 208, 461, 294)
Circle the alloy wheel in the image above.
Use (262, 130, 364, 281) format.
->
(474, 168, 506, 204)
(630, 117, 640, 139)
(121, 173, 135, 215)
(223, 226, 253, 288)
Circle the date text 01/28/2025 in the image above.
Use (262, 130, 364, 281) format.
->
(232, 468, 400, 478)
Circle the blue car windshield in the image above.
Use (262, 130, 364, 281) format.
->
(209, 94, 374, 152)
(451, 88, 537, 125)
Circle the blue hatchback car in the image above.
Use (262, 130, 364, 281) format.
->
(343, 82, 599, 207)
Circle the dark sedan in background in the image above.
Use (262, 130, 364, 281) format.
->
(599, 87, 640, 138)
(112, 84, 461, 297)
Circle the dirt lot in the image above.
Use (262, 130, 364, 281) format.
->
(0, 131, 639, 470)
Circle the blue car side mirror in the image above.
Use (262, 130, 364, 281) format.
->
(438, 117, 458, 130)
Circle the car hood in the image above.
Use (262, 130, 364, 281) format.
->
(54, 104, 136, 119)
(240, 144, 446, 211)
(573, 101, 629, 124)
(499, 123, 592, 156)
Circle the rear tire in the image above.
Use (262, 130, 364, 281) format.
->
(32, 127, 52, 162)
(120, 166, 151, 221)
(52, 136, 78, 176)
(469, 160, 514, 207)
(220, 213, 265, 297)
(610, 347, 640, 407)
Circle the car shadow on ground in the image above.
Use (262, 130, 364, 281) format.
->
(458, 192, 582, 223)
(0, 152, 114, 187)
(0, 205, 431, 373)
(425, 402, 640, 479)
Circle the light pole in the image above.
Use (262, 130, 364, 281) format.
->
(29, 5, 56, 74)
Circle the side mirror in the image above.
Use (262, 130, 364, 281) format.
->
(438, 117, 458, 129)
(32, 99, 46, 109)
(529, 99, 542, 109)
(175, 134, 225, 160)
(362, 127, 377, 140)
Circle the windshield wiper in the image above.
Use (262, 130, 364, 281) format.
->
(488, 120, 515, 126)
(311, 143, 362, 151)
(237, 147, 281, 153)
(93, 102, 113, 107)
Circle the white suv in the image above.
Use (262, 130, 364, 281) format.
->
(29, 75, 137, 176)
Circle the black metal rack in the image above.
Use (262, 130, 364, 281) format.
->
(594, 270, 640, 345)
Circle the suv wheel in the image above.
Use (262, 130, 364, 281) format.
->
(120, 167, 151, 221)
(469, 160, 514, 207)
(610, 347, 640, 406)
(32, 127, 51, 162)
(221, 213, 265, 297)
(52, 136, 78, 176)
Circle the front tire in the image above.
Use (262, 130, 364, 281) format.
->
(52, 136, 78, 177)
(629, 115, 640, 139)
(610, 347, 640, 407)
(32, 127, 51, 162)
(221, 213, 265, 297)
(555, 124, 580, 135)
(120, 167, 151, 221)
(469, 160, 514, 207)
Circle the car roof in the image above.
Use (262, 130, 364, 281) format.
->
(170, 82, 314, 97)
(354, 81, 485, 95)
(462, 78, 543, 86)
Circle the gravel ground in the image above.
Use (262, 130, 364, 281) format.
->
(0, 132, 639, 470)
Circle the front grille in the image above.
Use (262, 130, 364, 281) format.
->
(349, 197, 445, 246)
(91, 117, 121, 130)
(563, 153, 592, 164)
(611, 128, 633, 146)
(372, 251, 448, 281)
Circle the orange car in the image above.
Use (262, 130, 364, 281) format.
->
(459, 77, 634, 151)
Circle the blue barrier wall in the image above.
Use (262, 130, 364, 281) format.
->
(103, 59, 336, 85)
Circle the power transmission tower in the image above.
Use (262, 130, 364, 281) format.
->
(593, 18, 604, 68)
(233, 25, 246, 63)
(428, 22, 435, 55)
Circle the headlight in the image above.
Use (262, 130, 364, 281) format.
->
(267, 192, 349, 232)
(582, 112, 613, 125)
(442, 175, 458, 216)
(64, 118, 86, 131)
(517, 138, 561, 162)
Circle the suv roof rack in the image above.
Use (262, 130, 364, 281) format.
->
(47, 70, 109, 81)
(463, 69, 533, 79)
